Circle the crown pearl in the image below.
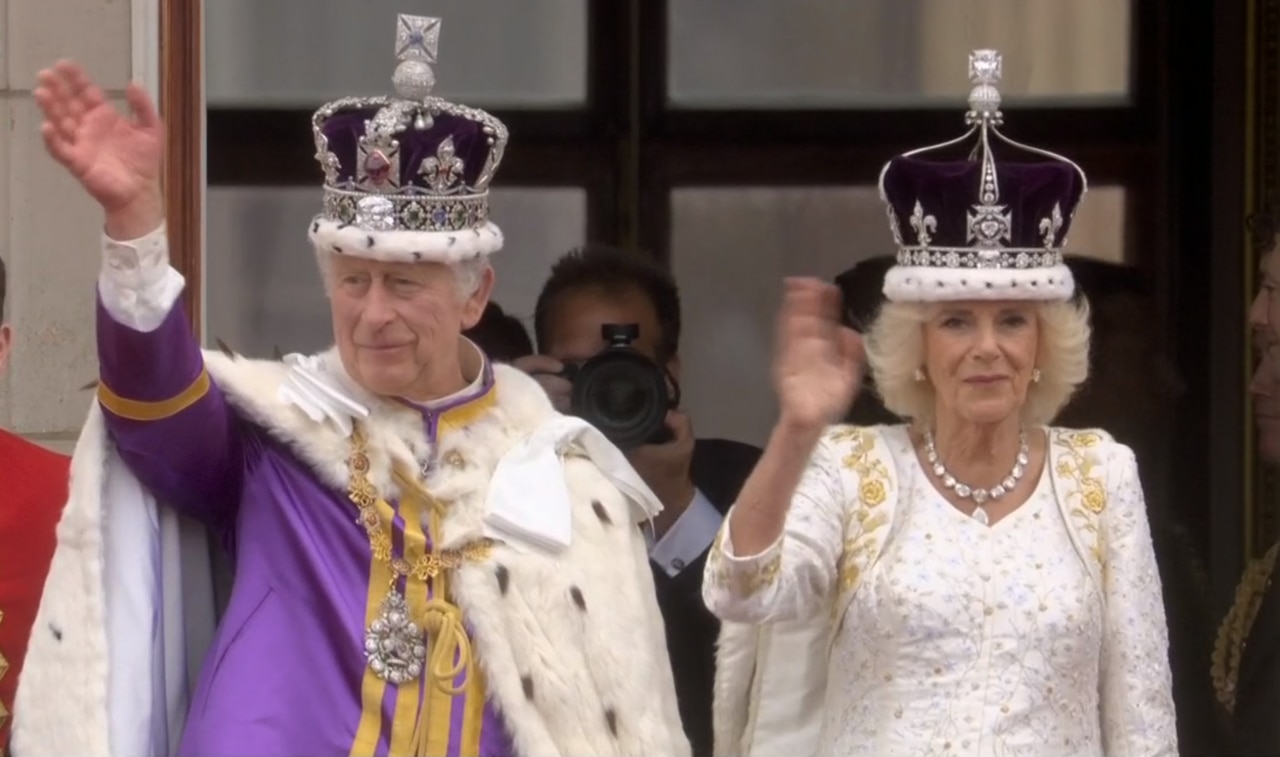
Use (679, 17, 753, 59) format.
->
(393, 58, 436, 102)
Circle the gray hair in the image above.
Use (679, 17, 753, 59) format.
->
(315, 250, 491, 302)
(452, 255, 490, 298)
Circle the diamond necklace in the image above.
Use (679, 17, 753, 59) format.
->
(924, 430, 1029, 525)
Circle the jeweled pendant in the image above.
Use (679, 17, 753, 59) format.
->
(364, 590, 426, 685)
(972, 506, 990, 526)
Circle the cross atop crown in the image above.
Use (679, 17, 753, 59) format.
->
(396, 14, 440, 62)
(393, 14, 442, 101)
(306, 11, 509, 265)
(966, 49, 1004, 126)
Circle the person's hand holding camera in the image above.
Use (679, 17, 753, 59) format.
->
(513, 354, 572, 413)
(627, 409, 697, 536)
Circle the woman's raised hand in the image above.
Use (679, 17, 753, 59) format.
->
(773, 277, 865, 431)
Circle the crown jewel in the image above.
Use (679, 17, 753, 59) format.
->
(877, 50, 1088, 302)
(309, 14, 508, 254)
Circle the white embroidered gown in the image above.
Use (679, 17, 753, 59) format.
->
(704, 425, 1177, 757)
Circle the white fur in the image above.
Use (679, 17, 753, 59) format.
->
(16, 348, 689, 757)
(12, 402, 216, 757)
(883, 263, 1075, 302)
(308, 216, 504, 264)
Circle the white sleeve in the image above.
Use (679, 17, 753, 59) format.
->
(1098, 444, 1180, 756)
(701, 435, 846, 624)
(98, 223, 186, 332)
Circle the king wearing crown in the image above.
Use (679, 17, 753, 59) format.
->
(13, 15, 690, 757)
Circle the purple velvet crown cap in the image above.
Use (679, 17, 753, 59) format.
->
(880, 156, 1085, 253)
(878, 49, 1088, 303)
(307, 14, 509, 266)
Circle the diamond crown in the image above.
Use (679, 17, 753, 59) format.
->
(876, 49, 1088, 271)
(310, 14, 509, 234)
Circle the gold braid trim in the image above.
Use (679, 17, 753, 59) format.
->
(1212, 542, 1280, 713)
(345, 427, 491, 699)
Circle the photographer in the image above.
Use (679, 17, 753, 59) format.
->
(514, 245, 760, 756)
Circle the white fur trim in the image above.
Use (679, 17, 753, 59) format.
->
(13, 401, 216, 757)
(308, 216, 503, 264)
(19, 346, 690, 757)
(883, 263, 1075, 302)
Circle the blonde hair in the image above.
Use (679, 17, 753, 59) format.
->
(864, 298, 1091, 426)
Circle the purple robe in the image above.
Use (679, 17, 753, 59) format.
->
(96, 298, 515, 757)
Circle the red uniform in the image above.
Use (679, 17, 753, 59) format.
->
(0, 430, 68, 755)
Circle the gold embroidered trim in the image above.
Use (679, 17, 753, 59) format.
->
(1212, 542, 1280, 713)
(708, 526, 782, 597)
(1051, 429, 1107, 571)
(831, 427, 891, 599)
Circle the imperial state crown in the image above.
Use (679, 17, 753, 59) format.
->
(879, 50, 1088, 303)
(307, 14, 509, 264)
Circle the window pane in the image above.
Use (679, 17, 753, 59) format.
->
(669, 186, 1127, 447)
(205, 187, 587, 356)
(1068, 186, 1126, 264)
(206, 0, 586, 108)
(668, 0, 1131, 108)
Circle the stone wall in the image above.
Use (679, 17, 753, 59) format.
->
(0, 0, 147, 453)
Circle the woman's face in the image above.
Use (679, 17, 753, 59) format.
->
(921, 300, 1040, 427)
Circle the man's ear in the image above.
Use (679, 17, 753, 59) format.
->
(664, 352, 681, 382)
(460, 265, 496, 330)
(0, 323, 12, 375)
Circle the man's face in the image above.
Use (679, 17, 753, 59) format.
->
(327, 256, 493, 400)
(1252, 345, 1280, 465)
(541, 286, 677, 377)
(0, 323, 10, 375)
(1249, 250, 1280, 343)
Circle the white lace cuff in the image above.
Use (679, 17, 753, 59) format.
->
(99, 223, 185, 332)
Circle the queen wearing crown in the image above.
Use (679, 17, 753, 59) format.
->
(703, 51, 1178, 757)
(12, 14, 690, 757)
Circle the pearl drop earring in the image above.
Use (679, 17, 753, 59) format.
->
(1032, 368, 1042, 383)
(914, 368, 926, 382)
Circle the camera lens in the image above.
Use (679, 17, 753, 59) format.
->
(571, 351, 669, 448)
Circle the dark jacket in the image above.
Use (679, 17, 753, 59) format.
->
(651, 437, 761, 757)
(1231, 561, 1280, 755)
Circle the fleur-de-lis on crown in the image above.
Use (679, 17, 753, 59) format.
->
(420, 136, 466, 193)
(1039, 203, 1064, 249)
(909, 201, 937, 247)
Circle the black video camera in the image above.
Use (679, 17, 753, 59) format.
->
(559, 323, 680, 448)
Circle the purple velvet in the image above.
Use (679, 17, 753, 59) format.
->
(322, 107, 492, 190)
(97, 295, 244, 526)
(97, 296, 517, 756)
(882, 156, 1085, 249)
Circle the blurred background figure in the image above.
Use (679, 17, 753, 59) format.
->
(1218, 213, 1280, 756)
(463, 301, 534, 364)
(515, 244, 761, 755)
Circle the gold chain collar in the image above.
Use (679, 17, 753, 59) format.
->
(1212, 542, 1280, 713)
(345, 425, 493, 698)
